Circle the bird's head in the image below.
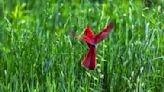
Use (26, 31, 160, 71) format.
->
(84, 26, 95, 37)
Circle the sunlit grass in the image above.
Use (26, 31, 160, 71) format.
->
(0, 0, 164, 92)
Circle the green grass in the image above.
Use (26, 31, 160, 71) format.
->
(0, 0, 164, 92)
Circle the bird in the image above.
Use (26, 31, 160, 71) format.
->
(71, 22, 114, 70)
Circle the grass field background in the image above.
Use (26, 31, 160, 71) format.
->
(0, 0, 164, 92)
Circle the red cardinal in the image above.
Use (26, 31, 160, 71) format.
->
(71, 22, 114, 70)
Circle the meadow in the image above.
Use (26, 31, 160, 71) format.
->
(0, 0, 164, 92)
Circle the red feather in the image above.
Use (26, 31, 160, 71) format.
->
(95, 23, 113, 44)
(71, 22, 114, 70)
(84, 26, 95, 37)
(81, 44, 96, 70)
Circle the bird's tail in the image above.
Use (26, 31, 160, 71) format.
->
(81, 47, 96, 70)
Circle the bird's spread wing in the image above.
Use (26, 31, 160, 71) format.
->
(95, 22, 114, 44)
(70, 31, 95, 44)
